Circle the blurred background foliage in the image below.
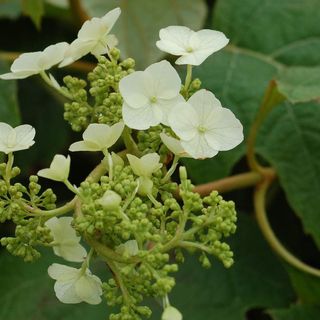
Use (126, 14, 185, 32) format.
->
(0, 0, 320, 319)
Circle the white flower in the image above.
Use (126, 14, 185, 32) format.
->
(127, 153, 162, 178)
(0, 42, 68, 80)
(160, 133, 191, 158)
(69, 122, 124, 153)
(97, 190, 122, 210)
(168, 89, 243, 159)
(38, 154, 70, 182)
(60, 8, 121, 67)
(45, 217, 87, 262)
(119, 60, 184, 130)
(48, 263, 102, 304)
(156, 26, 229, 66)
(162, 306, 183, 320)
(0, 122, 35, 154)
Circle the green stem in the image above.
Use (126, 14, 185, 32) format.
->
(122, 126, 140, 156)
(254, 177, 320, 277)
(184, 64, 192, 93)
(178, 240, 211, 254)
(4, 152, 14, 186)
(161, 155, 180, 183)
(39, 71, 73, 100)
(246, 80, 285, 173)
(64, 179, 80, 195)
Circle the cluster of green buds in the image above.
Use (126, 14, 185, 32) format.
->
(0, 6, 244, 320)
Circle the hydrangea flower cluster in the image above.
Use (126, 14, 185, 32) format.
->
(0, 7, 243, 320)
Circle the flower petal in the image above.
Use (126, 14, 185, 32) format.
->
(101, 7, 121, 30)
(122, 102, 160, 130)
(160, 133, 191, 158)
(75, 273, 102, 305)
(168, 102, 199, 140)
(181, 134, 218, 159)
(158, 94, 185, 126)
(48, 263, 79, 281)
(69, 141, 101, 152)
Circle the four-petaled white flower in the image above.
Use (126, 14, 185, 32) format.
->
(60, 8, 121, 67)
(45, 217, 87, 262)
(48, 263, 102, 304)
(0, 122, 35, 154)
(168, 89, 243, 159)
(160, 133, 191, 158)
(38, 154, 71, 182)
(119, 60, 184, 130)
(0, 42, 68, 79)
(156, 26, 229, 66)
(69, 122, 124, 153)
(127, 153, 162, 178)
(162, 306, 183, 320)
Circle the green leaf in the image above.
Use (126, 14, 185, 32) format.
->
(0, 60, 20, 126)
(256, 101, 320, 247)
(151, 214, 294, 319)
(284, 265, 320, 305)
(276, 66, 320, 103)
(81, 0, 207, 68)
(22, 0, 44, 29)
(0, 0, 21, 18)
(269, 305, 320, 320)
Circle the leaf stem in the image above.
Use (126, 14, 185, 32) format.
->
(246, 80, 285, 173)
(122, 126, 141, 156)
(254, 175, 320, 277)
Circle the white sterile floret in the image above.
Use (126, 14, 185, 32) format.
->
(116, 240, 139, 257)
(38, 154, 71, 182)
(0, 122, 35, 154)
(162, 306, 183, 320)
(127, 153, 162, 178)
(97, 190, 122, 210)
(168, 89, 243, 159)
(156, 26, 229, 66)
(60, 8, 121, 67)
(45, 217, 87, 262)
(119, 60, 184, 130)
(69, 122, 124, 153)
(0, 42, 68, 79)
(160, 132, 191, 158)
(48, 263, 102, 304)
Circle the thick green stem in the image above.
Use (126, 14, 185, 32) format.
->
(254, 176, 320, 277)
(4, 152, 14, 186)
(246, 80, 285, 173)
(122, 126, 140, 156)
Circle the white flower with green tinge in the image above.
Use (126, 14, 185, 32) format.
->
(116, 240, 139, 257)
(69, 122, 124, 153)
(0, 122, 35, 154)
(160, 133, 191, 158)
(45, 217, 87, 262)
(168, 89, 243, 159)
(156, 26, 229, 66)
(38, 154, 70, 182)
(0, 42, 68, 79)
(48, 263, 102, 304)
(119, 60, 184, 130)
(127, 153, 162, 178)
(97, 190, 122, 210)
(162, 306, 183, 320)
(60, 8, 121, 67)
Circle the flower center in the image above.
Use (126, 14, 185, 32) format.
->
(150, 96, 157, 104)
(186, 47, 193, 53)
(197, 125, 207, 134)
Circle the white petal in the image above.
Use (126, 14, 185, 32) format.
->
(103, 121, 125, 149)
(162, 306, 183, 320)
(122, 102, 159, 130)
(10, 52, 42, 72)
(205, 107, 243, 151)
(0, 71, 37, 79)
(119, 71, 149, 108)
(75, 273, 102, 305)
(196, 29, 229, 54)
(69, 141, 100, 152)
(157, 26, 193, 55)
(160, 133, 191, 158)
(181, 134, 218, 159)
(158, 94, 185, 126)
(101, 7, 121, 30)
(78, 18, 107, 41)
(38, 154, 70, 181)
(48, 263, 79, 281)
(54, 279, 81, 304)
(39, 42, 69, 69)
(56, 243, 87, 262)
(168, 102, 199, 140)
(144, 60, 181, 99)
(127, 153, 162, 177)
(14, 124, 36, 148)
